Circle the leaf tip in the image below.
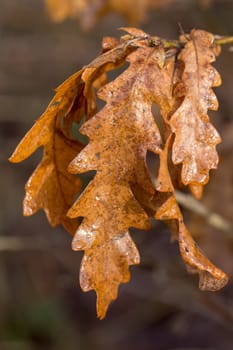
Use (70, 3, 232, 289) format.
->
(199, 270, 229, 292)
(96, 291, 115, 320)
(8, 152, 19, 163)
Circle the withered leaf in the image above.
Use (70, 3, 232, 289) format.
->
(169, 29, 222, 193)
(9, 71, 85, 233)
(67, 46, 179, 318)
(155, 194, 228, 291)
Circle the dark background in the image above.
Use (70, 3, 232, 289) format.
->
(1, 1, 233, 349)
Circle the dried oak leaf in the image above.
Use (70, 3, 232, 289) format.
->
(169, 29, 222, 197)
(155, 194, 228, 291)
(67, 45, 175, 319)
(132, 178, 228, 292)
(9, 71, 85, 233)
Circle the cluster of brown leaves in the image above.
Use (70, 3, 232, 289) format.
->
(45, 0, 215, 29)
(10, 28, 229, 319)
(45, 0, 173, 28)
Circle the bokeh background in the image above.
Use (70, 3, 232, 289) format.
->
(1, 1, 233, 349)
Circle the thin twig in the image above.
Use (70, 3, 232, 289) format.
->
(161, 35, 233, 51)
(0, 236, 67, 251)
(174, 190, 233, 237)
(214, 36, 233, 46)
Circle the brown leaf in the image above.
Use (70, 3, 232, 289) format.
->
(169, 29, 222, 192)
(67, 46, 179, 318)
(155, 192, 228, 291)
(9, 71, 85, 233)
(132, 184, 228, 290)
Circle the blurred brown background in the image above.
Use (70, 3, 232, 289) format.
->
(1, 1, 233, 349)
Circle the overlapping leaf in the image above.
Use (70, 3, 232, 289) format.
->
(9, 71, 85, 233)
(169, 30, 222, 197)
(155, 193, 228, 291)
(67, 45, 173, 318)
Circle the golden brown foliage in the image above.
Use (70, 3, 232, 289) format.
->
(10, 28, 229, 319)
(45, 0, 172, 28)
